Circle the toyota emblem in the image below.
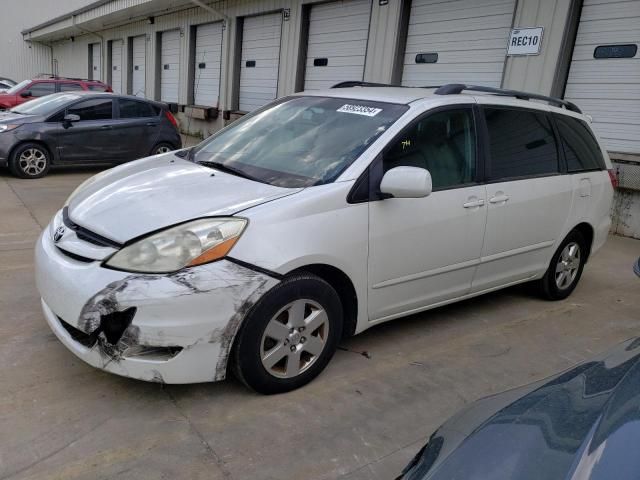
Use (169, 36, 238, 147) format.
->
(53, 226, 66, 243)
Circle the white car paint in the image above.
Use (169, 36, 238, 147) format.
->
(35, 87, 614, 384)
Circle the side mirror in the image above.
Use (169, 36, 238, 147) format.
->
(380, 166, 432, 199)
(634, 258, 640, 278)
(20, 91, 32, 98)
(63, 114, 80, 123)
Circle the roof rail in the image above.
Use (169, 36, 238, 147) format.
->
(433, 83, 582, 113)
(331, 81, 396, 88)
(34, 73, 95, 82)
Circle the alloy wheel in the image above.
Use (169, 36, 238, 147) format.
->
(555, 242, 581, 290)
(260, 299, 330, 378)
(155, 145, 172, 154)
(18, 148, 47, 176)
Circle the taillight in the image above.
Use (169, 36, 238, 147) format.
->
(608, 169, 619, 189)
(165, 110, 178, 128)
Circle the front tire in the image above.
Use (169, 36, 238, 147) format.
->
(537, 230, 587, 300)
(9, 143, 51, 179)
(231, 274, 343, 394)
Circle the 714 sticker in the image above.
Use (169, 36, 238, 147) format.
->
(337, 104, 382, 117)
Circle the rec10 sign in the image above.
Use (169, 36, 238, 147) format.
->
(507, 27, 544, 55)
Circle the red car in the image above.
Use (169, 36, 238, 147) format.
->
(0, 76, 112, 109)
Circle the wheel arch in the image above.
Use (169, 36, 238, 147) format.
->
(571, 222, 594, 262)
(288, 263, 358, 339)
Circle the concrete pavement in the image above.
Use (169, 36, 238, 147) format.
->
(0, 167, 638, 480)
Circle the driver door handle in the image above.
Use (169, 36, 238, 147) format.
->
(100, 125, 113, 130)
(463, 199, 485, 208)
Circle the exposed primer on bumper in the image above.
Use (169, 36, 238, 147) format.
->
(36, 230, 280, 383)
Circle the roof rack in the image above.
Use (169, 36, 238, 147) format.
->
(331, 81, 397, 88)
(35, 73, 97, 82)
(433, 83, 582, 113)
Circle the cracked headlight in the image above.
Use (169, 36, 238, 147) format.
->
(105, 218, 247, 273)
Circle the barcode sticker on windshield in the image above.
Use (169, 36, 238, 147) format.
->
(337, 104, 382, 117)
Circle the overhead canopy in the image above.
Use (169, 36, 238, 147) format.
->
(22, 0, 194, 42)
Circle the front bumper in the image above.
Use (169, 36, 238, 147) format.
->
(35, 228, 279, 384)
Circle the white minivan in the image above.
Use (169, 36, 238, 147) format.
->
(35, 84, 615, 393)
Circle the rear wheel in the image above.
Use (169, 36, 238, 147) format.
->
(9, 143, 51, 179)
(537, 230, 587, 300)
(231, 274, 343, 394)
(150, 142, 175, 156)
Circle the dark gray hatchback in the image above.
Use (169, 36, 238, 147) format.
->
(0, 92, 182, 178)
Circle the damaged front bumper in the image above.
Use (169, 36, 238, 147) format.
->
(35, 228, 280, 384)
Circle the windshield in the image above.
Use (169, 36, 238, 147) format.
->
(6, 80, 31, 94)
(11, 93, 81, 116)
(192, 96, 408, 187)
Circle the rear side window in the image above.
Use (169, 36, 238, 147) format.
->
(87, 84, 108, 92)
(555, 115, 605, 172)
(29, 82, 56, 97)
(60, 83, 83, 92)
(68, 98, 113, 120)
(484, 108, 559, 180)
(118, 99, 156, 118)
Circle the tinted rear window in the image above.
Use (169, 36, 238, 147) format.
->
(484, 108, 559, 180)
(554, 115, 605, 172)
(118, 99, 157, 118)
(60, 83, 83, 92)
(87, 84, 108, 92)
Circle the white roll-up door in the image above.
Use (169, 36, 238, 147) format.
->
(239, 13, 282, 112)
(90, 43, 102, 81)
(564, 0, 640, 154)
(110, 40, 123, 93)
(303, 0, 372, 91)
(161, 30, 181, 103)
(131, 35, 146, 97)
(401, 0, 516, 87)
(193, 22, 223, 107)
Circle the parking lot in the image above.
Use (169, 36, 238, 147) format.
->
(0, 167, 638, 480)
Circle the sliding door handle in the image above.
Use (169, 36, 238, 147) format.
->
(489, 194, 510, 204)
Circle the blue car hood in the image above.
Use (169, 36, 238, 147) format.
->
(402, 337, 640, 480)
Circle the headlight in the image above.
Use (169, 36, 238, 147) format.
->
(0, 124, 19, 133)
(104, 218, 247, 273)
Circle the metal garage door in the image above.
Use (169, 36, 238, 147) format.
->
(239, 13, 282, 112)
(401, 0, 516, 87)
(564, 0, 640, 154)
(303, 0, 372, 90)
(161, 30, 181, 103)
(90, 43, 102, 81)
(193, 22, 223, 107)
(131, 35, 146, 97)
(110, 40, 123, 93)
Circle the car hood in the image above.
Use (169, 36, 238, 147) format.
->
(0, 111, 37, 124)
(67, 153, 302, 243)
(402, 337, 640, 480)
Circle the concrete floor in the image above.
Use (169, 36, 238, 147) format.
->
(0, 167, 639, 480)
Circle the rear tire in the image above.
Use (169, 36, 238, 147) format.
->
(537, 230, 587, 300)
(150, 142, 175, 156)
(231, 274, 343, 394)
(9, 143, 51, 179)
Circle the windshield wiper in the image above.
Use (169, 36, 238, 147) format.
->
(196, 160, 258, 182)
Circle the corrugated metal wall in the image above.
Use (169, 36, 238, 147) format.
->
(0, 0, 95, 81)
